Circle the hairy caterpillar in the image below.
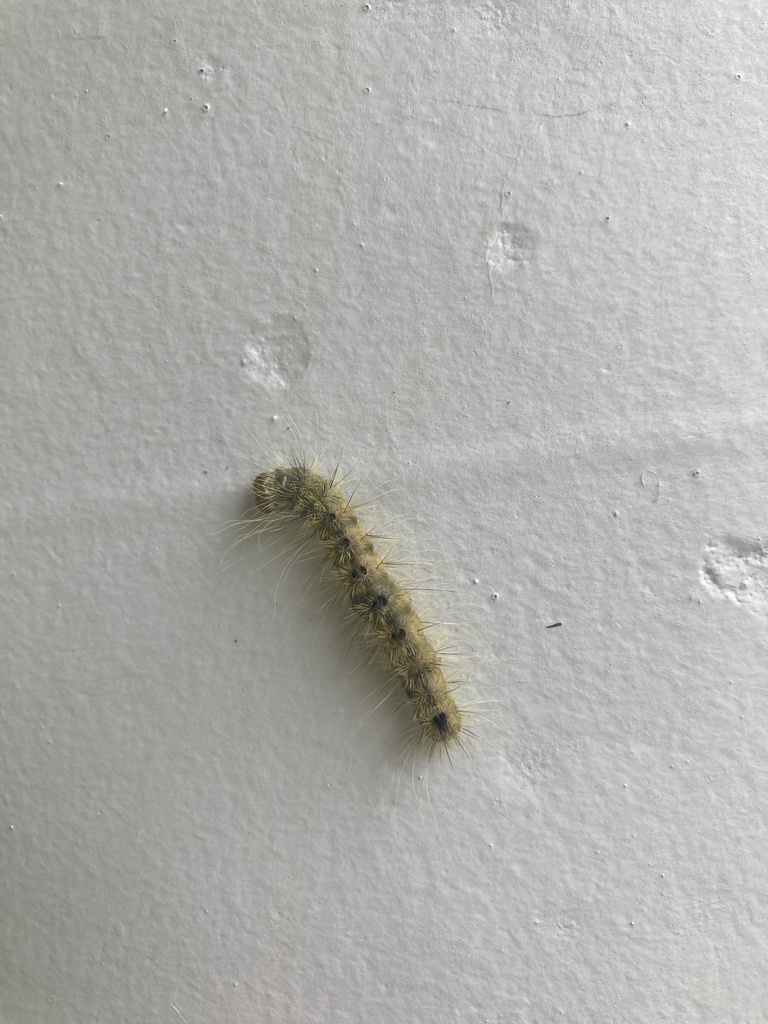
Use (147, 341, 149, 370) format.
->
(252, 460, 464, 753)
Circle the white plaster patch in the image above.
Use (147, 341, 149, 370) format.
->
(701, 538, 768, 618)
(486, 222, 535, 290)
(240, 317, 310, 390)
(241, 344, 288, 389)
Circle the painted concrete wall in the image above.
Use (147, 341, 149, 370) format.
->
(3, 2, 766, 1021)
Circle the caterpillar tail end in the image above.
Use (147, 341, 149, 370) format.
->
(419, 705, 463, 750)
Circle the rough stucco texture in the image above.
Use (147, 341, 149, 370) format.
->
(2, 2, 767, 1022)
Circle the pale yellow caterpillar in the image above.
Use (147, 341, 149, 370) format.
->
(251, 460, 465, 753)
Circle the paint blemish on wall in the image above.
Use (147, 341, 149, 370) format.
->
(701, 537, 768, 618)
(486, 222, 535, 292)
(241, 316, 310, 389)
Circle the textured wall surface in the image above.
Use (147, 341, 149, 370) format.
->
(2, 2, 767, 1022)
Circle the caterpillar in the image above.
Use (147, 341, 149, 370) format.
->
(252, 460, 464, 753)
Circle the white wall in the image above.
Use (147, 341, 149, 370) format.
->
(2, 2, 767, 1021)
